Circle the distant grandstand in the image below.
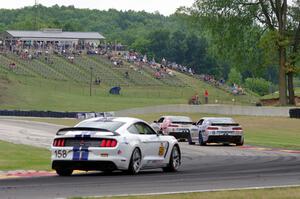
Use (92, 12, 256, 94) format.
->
(1, 29, 105, 48)
(0, 29, 187, 87)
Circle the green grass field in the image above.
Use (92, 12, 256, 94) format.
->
(71, 186, 300, 199)
(0, 140, 50, 171)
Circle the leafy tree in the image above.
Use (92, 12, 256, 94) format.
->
(186, 0, 300, 105)
(228, 68, 242, 85)
(245, 77, 273, 96)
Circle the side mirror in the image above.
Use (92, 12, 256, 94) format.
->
(192, 122, 197, 125)
(153, 120, 158, 123)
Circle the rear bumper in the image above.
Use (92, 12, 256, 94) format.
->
(52, 160, 118, 171)
(169, 132, 190, 140)
(207, 135, 242, 143)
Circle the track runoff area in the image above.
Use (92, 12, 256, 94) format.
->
(0, 119, 299, 199)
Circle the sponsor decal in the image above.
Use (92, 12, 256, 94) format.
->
(159, 143, 165, 156)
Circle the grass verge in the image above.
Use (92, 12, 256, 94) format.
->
(0, 140, 50, 171)
(70, 186, 300, 199)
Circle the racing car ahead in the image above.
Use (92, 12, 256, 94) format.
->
(51, 117, 181, 176)
(151, 116, 198, 143)
(190, 117, 244, 146)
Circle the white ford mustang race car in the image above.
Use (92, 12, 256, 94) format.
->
(51, 117, 181, 176)
(190, 117, 244, 146)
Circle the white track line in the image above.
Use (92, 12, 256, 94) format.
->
(77, 184, 300, 198)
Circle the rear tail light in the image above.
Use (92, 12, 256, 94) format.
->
(100, 139, 118, 147)
(53, 138, 65, 147)
(111, 140, 117, 147)
(168, 124, 179, 127)
(207, 126, 219, 130)
(233, 127, 243, 131)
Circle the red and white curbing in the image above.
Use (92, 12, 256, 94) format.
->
(239, 145, 300, 154)
(0, 170, 88, 179)
(0, 170, 56, 179)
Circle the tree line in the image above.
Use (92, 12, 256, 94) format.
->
(183, 0, 300, 105)
(0, 3, 299, 101)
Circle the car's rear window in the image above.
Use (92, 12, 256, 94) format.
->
(209, 118, 235, 124)
(76, 120, 125, 132)
(168, 116, 192, 123)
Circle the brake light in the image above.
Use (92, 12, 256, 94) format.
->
(100, 139, 118, 147)
(111, 140, 117, 147)
(233, 127, 243, 131)
(207, 126, 219, 130)
(168, 124, 179, 127)
(53, 138, 65, 147)
(101, 139, 107, 147)
(106, 140, 112, 147)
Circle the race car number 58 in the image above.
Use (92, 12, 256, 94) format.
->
(54, 150, 67, 158)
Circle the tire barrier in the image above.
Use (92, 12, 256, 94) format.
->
(109, 86, 121, 95)
(0, 110, 115, 119)
(289, 108, 300, 119)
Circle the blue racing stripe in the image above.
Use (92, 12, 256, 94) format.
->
(81, 146, 89, 161)
(72, 146, 80, 160)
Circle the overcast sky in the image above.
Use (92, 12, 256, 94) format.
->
(0, 0, 195, 16)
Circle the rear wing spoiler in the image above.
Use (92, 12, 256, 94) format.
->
(172, 122, 194, 125)
(211, 123, 240, 126)
(56, 127, 120, 136)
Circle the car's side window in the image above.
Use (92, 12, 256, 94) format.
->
(127, 125, 140, 134)
(132, 122, 157, 135)
(158, 117, 164, 123)
(134, 123, 146, 134)
(141, 123, 157, 135)
(204, 120, 210, 125)
(197, 119, 204, 125)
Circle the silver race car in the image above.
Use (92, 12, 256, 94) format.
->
(51, 117, 181, 176)
(151, 116, 198, 143)
(191, 117, 244, 146)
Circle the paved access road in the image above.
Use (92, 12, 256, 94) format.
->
(0, 119, 299, 199)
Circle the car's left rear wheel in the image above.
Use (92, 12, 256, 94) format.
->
(56, 168, 73, 176)
(236, 137, 244, 146)
(127, 148, 142, 174)
(163, 145, 181, 172)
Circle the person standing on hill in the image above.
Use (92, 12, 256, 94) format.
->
(204, 89, 209, 104)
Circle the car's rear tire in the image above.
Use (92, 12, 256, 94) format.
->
(56, 168, 73, 176)
(236, 137, 244, 146)
(188, 134, 195, 145)
(199, 133, 206, 146)
(127, 148, 142, 174)
(163, 145, 181, 172)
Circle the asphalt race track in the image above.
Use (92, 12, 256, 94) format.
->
(0, 119, 299, 199)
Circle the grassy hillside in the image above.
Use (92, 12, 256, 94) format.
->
(0, 53, 258, 111)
